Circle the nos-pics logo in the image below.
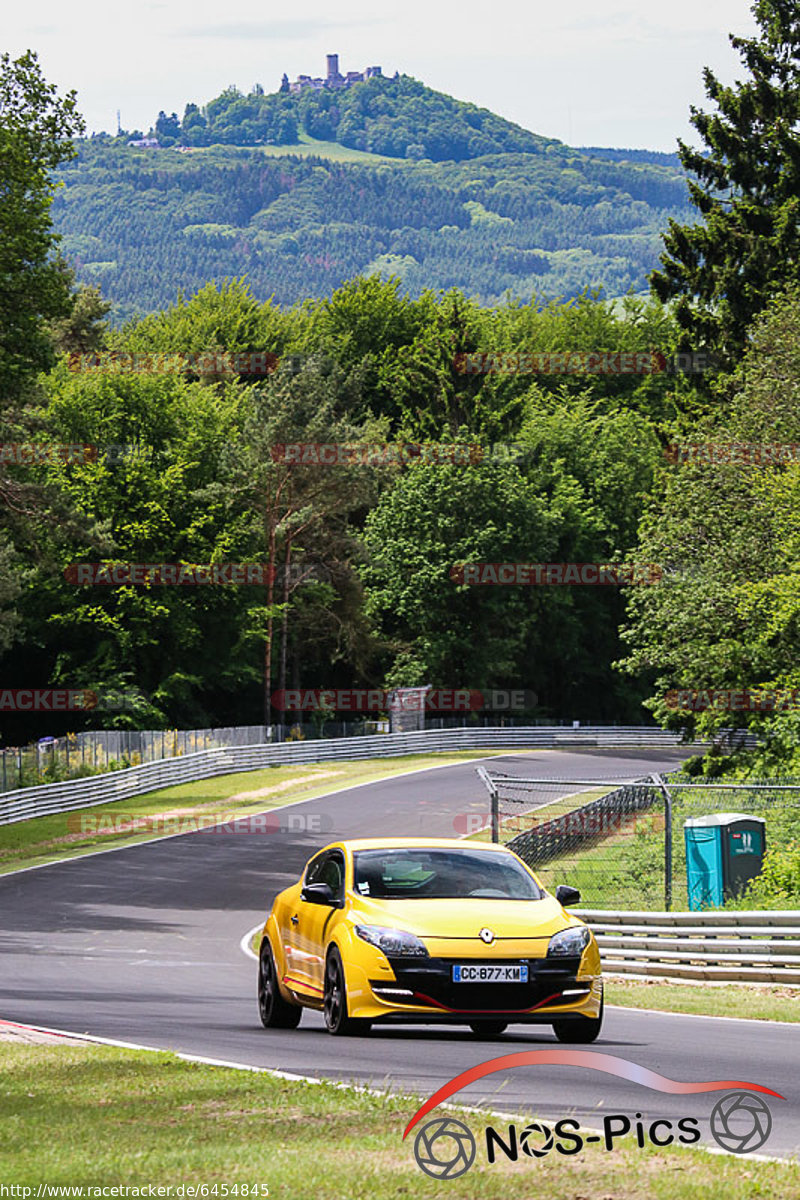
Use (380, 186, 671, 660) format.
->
(404, 1051, 783, 1178)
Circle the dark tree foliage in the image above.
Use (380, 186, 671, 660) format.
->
(650, 0, 800, 363)
(155, 110, 181, 145)
(0, 51, 90, 663)
(0, 50, 85, 405)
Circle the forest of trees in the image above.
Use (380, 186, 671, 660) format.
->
(1, 273, 687, 743)
(52, 142, 691, 321)
(2, 261, 797, 784)
(115, 73, 563, 160)
(2, 0, 800, 799)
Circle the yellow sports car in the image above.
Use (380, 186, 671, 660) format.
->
(257, 837, 603, 1039)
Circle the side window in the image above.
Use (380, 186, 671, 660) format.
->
(304, 853, 327, 886)
(304, 852, 344, 901)
(318, 855, 344, 900)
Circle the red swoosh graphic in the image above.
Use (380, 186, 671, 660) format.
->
(403, 1051, 785, 1138)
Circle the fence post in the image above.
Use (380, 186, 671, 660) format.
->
(654, 774, 673, 911)
(475, 765, 499, 842)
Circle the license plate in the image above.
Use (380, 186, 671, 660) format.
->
(452, 964, 529, 983)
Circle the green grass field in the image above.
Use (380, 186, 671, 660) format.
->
(179, 133, 405, 164)
(606, 977, 800, 1022)
(1, 1041, 797, 1197)
(531, 811, 671, 908)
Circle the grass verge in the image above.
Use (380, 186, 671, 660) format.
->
(0, 1041, 797, 1197)
(606, 977, 800, 1022)
(0, 750, 509, 876)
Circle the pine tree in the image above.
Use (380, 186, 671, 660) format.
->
(650, 0, 800, 364)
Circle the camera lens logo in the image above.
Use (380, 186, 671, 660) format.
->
(520, 1121, 554, 1157)
(413, 1117, 476, 1178)
(710, 1091, 773, 1154)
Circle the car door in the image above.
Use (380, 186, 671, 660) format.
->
(287, 851, 345, 998)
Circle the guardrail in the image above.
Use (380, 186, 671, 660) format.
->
(577, 909, 800, 984)
(0, 725, 696, 826)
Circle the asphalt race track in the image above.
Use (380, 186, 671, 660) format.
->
(0, 748, 796, 1158)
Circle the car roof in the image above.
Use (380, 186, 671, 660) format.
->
(321, 837, 515, 853)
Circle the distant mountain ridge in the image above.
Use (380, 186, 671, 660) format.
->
(61, 74, 691, 320)
(111, 70, 567, 162)
(577, 147, 684, 168)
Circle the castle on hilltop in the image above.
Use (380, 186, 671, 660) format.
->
(282, 54, 384, 94)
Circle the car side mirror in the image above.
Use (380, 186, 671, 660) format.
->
(301, 882, 336, 905)
(555, 884, 581, 907)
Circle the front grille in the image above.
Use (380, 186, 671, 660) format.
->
(379, 956, 584, 1013)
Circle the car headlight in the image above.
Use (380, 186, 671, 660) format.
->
(355, 925, 429, 957)
(547, 926, 591, 957)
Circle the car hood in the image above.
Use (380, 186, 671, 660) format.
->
(348, 894, 579, 943)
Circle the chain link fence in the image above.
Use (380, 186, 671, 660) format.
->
(0, 726, 269, 793)
(0, 721, 394, 793)
(476, 767, 800, 911)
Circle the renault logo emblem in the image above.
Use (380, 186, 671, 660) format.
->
(479, 928, 495, 944)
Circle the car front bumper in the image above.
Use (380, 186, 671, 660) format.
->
(349, 954, 602, 1023)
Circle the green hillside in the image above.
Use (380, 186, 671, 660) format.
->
(53, 74, 691, 321)
(139, 72, 562, 160)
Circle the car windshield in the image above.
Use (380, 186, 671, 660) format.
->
(352, 847, 543, 900)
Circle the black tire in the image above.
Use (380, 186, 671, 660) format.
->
(468, 1020, 508, 1038)
(258, 940, 302, 1029)
(323, 947, 371, 1036)
(552, 989, 603, 1043)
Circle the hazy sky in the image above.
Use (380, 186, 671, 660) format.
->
(9, 0, 757, 150)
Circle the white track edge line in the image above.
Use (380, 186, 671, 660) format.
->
(241, 923, 261, 961)
(606, 1003, 796, 1027)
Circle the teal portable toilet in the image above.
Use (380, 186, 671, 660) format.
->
(684, 813, 766, 910)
